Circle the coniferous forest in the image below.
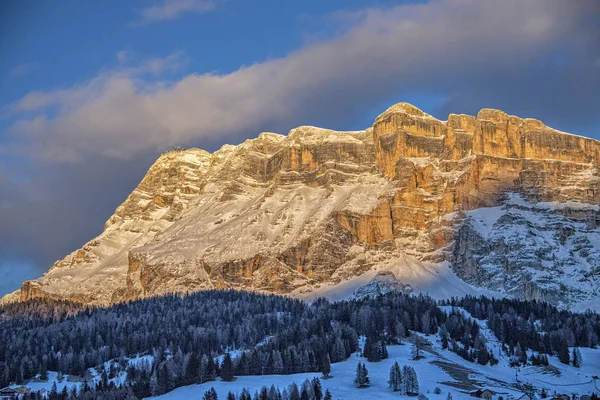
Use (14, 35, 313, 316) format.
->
(1, 291, 599, 399)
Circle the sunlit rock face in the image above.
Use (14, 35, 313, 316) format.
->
(6, 103, 600, 309)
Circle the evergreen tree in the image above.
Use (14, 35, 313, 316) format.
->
(289, 383, 300, 400)
(388, 361, 402, 392)
(206, 356, 217, 381)
(572, 347, 582, 368)
(354, 362, 370, 388)
(203, 387, 218, 400)
(272, 350, 284, 374)
(411, 337, 426, 360)
(240, 388, 252, 400)
(320, 354, 331, 378)
(49, 382, 58, 400)
(236, 352, 250, 376)
(300, 386, 309, 400)
(323, 389, 332, 400)
(363, 334, 375, 361)
(226, 392, 236, 400)
(515, 343, 527, 365)
(268, 385, 279, 400)
(331, 338, 346, 363)
(220, 353, 235, 382)
(185, 352, 200, 384)
(377, 339, 388, 360)
(312, 377, 322, 400)
(403, 365, 419, 395)
(558, 340, 570, 365)
(249, 351, 262, 376)
(40, 361, 48, 381)
(441, 335, 449, 350)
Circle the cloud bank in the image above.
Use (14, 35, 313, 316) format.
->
(8, 0, 600, 162)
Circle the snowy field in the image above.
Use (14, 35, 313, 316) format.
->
(147, 309, 600, 400)
(5, 308, 599, 399)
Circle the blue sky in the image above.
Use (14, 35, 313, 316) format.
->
(0, 0, 599, 297)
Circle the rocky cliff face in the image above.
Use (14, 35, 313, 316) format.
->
(5, 103, 600, 309)
(453, 193, 600, 307)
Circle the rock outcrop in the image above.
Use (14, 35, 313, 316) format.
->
(5, 103, 600, 309)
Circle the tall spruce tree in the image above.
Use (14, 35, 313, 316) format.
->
(320, 353, 331, 378)
(203, 387, 218, 400)
(289, 383, 300, 400)
(312, 377, 323, 400)
(354, 362, 370, 388)
(220, 353, 235, 382)
(403, 365, 419, 395)
(572, 347, 582, 368)
(388, 361, 403, 392)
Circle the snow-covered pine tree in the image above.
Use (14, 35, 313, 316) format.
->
(361, 363, 370, 387)
(388, 361, 402, 392)
(272, 350, 284, 374)
(403, 365, 419, 395)
(354, 362, 370, 388)
(331, 338, 346, 363)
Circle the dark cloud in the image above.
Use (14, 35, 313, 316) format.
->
(0, 0, 599, 296)
(0, 153, 153, 295)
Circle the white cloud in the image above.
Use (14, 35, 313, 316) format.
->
(117, 50, 130, 64)
(8, 63, 38, 78)
(5, 0, 597, 162)
(138, 0, 216, 23)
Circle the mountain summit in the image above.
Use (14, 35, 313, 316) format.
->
(5, 103, 600, 309)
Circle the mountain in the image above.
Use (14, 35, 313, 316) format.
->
(4, 102, 600, 309)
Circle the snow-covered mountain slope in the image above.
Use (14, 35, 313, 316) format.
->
(454, 194, 600, 311)
(4, 102, 600, 309)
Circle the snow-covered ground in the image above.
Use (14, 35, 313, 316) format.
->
(5, 308, 599, 399)
(147, 310, 600, 400)
(301, 256, 502, 303)
(7, 354, 154, 396)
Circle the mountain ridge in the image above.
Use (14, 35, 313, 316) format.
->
(5, 102, 600, 309)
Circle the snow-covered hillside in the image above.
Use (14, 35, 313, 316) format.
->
(10, 325, 597, 399)
(2, 288, 599, 399)
(454, 193, 600, 311)
(148, 324, 600, 400)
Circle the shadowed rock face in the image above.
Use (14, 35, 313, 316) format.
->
(6, 103, 600, 308)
